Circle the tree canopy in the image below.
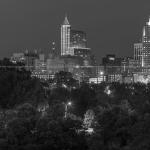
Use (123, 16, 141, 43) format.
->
(0, 65, 150, 149)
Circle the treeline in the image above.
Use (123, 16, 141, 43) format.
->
(0, 63, 150, 149)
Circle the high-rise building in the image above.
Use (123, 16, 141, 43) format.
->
(134, 43, 143, 66)
(142, 16, 150, 67)
(121, 57, 141, 75)
(61, 15, 91, 57)
(70, 30, 87, 48)
(61, 16, 72, 56)
(102, 54, 122, 82)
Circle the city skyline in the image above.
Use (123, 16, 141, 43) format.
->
(0, 0, 150, 62)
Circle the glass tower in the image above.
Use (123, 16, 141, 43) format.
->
(142, 16, 150, 67)
(61, 16, 71, 55)
(134, 43, 143, 66)
(70, 30, 87, 48)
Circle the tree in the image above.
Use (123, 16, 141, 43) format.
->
(6, 118, 34, 145)
(0, 68, 45, 109)
(48, 87, 70, 105)
(88, 106, 137, 150)
(35, 117, 87, 150)
(71, 84, 97, 117)
(54, 71, 78, 88)
(83, 109, 95, 129)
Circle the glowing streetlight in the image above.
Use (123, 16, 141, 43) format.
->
(67, 102, 72, 106)
(64, 101, 72, 118)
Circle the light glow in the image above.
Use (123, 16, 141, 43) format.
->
(67, 102, 72, 106)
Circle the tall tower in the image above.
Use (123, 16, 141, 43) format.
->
(142, 16, 150, 67)
(61, 16, 71, 56)
(134, 43, 143, 66)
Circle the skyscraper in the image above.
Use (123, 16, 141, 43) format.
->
(134, 43, 143, 66)
(61, 16, 72, 56)
(61, 15, 90, 56)
(142, 16, 150, 67)
(70, 30, 87, 48)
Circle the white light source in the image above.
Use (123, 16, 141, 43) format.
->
(67, 102, 72, 106)
(100, 71, 104, 75)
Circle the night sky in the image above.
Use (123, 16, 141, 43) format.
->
(0, 0, 150, 63)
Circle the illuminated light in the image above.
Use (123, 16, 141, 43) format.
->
(86, 128, 94, 134)
(134, 74, 150, 84)
(109, 57, 115, 61)
(89, 77, 105, 84)
(107, 89, 111, 95)
(100, 71, 104, 75)
(67, 102, 72, 106)
(104, 86, 112, 95)
(75, 65, 80, 69)
(62, 84, 67, 88)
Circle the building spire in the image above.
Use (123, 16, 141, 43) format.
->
(63, 14, 70, 25)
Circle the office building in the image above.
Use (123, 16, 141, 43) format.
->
(121, 57, 141, 75)
(47, 57, 65, 74)
(24, 50, 38, 70)
(61, 16, 72, 56)
(102, 54, 122, 74)
(102, 54, 122, 82)
(61, 15, 92, 58)
(142, 16, 150, 67)
(34, 54, 46, 72)
(134, 43, 143, 66)
(70, 30, 87, 48)
(10, 53, 25, 64)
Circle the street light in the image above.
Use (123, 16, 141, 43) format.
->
(64, 101, 72, 118)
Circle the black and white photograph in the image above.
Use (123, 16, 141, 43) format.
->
(0, 0, 150, 149)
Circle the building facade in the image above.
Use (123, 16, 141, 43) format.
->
(70, 30, 87, 48)
(61, 16, 91, 57)
(10, 53, 25, 64)
(102, 54, 123, 82)
(61, 16, 71, 56)
(134, 43, 143, 66)
(142, 16, 150, 67)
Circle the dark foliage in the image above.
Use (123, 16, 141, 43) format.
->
(1, 68, 150, 149)
(0, 68, 45, 109)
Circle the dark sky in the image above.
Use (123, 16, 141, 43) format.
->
(0, 0, 150, 63)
